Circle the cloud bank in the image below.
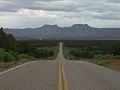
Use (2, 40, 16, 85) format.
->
(0, 0, 120, 28)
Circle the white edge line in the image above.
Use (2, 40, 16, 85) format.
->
(0, 61, 37, 75)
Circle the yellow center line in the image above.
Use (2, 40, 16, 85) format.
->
(61, 63, 69, 90)
(58, 62, 62, 90)
(58, 62, 69, 90)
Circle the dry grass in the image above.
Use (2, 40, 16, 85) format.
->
(107, 60, 120, 72)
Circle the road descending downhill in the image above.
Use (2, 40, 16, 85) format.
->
(56, 42, 65, 61)
(0, 42, 120, 90)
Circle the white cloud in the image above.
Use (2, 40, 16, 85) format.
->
(15, 9, 59, 18)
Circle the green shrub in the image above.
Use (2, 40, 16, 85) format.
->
(32, 48, 54, 58)
(69, 49, 95, 59)
(93, 54, 114, 60)
(19, 54, 32, 59)
(0, 49, 6, 61)
(48, 51, 54, 57)
(0, 49, 16, 62)
(3, 52, 15, 62)
(8, 50, 20, 60)
(93, 60, 107, 66)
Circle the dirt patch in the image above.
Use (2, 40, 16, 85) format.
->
(107, 60, 120, 72)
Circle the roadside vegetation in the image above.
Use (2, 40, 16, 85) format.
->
(0, 27, 59, 69)
(19, 40, 59, 59)
(63, 40, 120, 71)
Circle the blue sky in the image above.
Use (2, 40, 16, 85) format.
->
(0, 0, 120, 28)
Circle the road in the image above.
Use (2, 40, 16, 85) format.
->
(0, 42, 120, 90)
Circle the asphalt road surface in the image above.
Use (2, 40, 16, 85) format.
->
(0, 42, 120, 90)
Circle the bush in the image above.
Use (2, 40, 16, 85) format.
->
(0, 49, 34, 62)
(19, 42, 32, 54)
(69, 49, 95, 59)
(3, 52, 15, 62)
(32, 48, 54, 58)
(114, 55, 120, 59)
(93, 54, 114, 60)
(19, 54, 32, 59)
(8, 50, 20, 60)
(48, 51, 54, 57)
(0, 49, 6, 61)
(92, 60, 107, 66)
(0, 49, 16, 62)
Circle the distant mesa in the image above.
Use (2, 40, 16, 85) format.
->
(4, 24, 120, 40)
(40, 24, 60, 29)
(70, 24, 92, 30)
(37, 24, 91, 30)
(71, 24, 90, 28)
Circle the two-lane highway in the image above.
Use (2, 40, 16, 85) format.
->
(0, 42, 120, 90)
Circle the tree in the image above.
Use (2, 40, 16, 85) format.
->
(0, 27, 18, 51)
(19, 42, 32, 54)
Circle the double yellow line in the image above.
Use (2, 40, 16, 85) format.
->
(58, 62, 69, 90)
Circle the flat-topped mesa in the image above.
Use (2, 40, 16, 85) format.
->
(70, 24, 92, 30)
(40, 24, 60, 29)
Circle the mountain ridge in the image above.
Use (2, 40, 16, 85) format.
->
(4, 24, 120, 40)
